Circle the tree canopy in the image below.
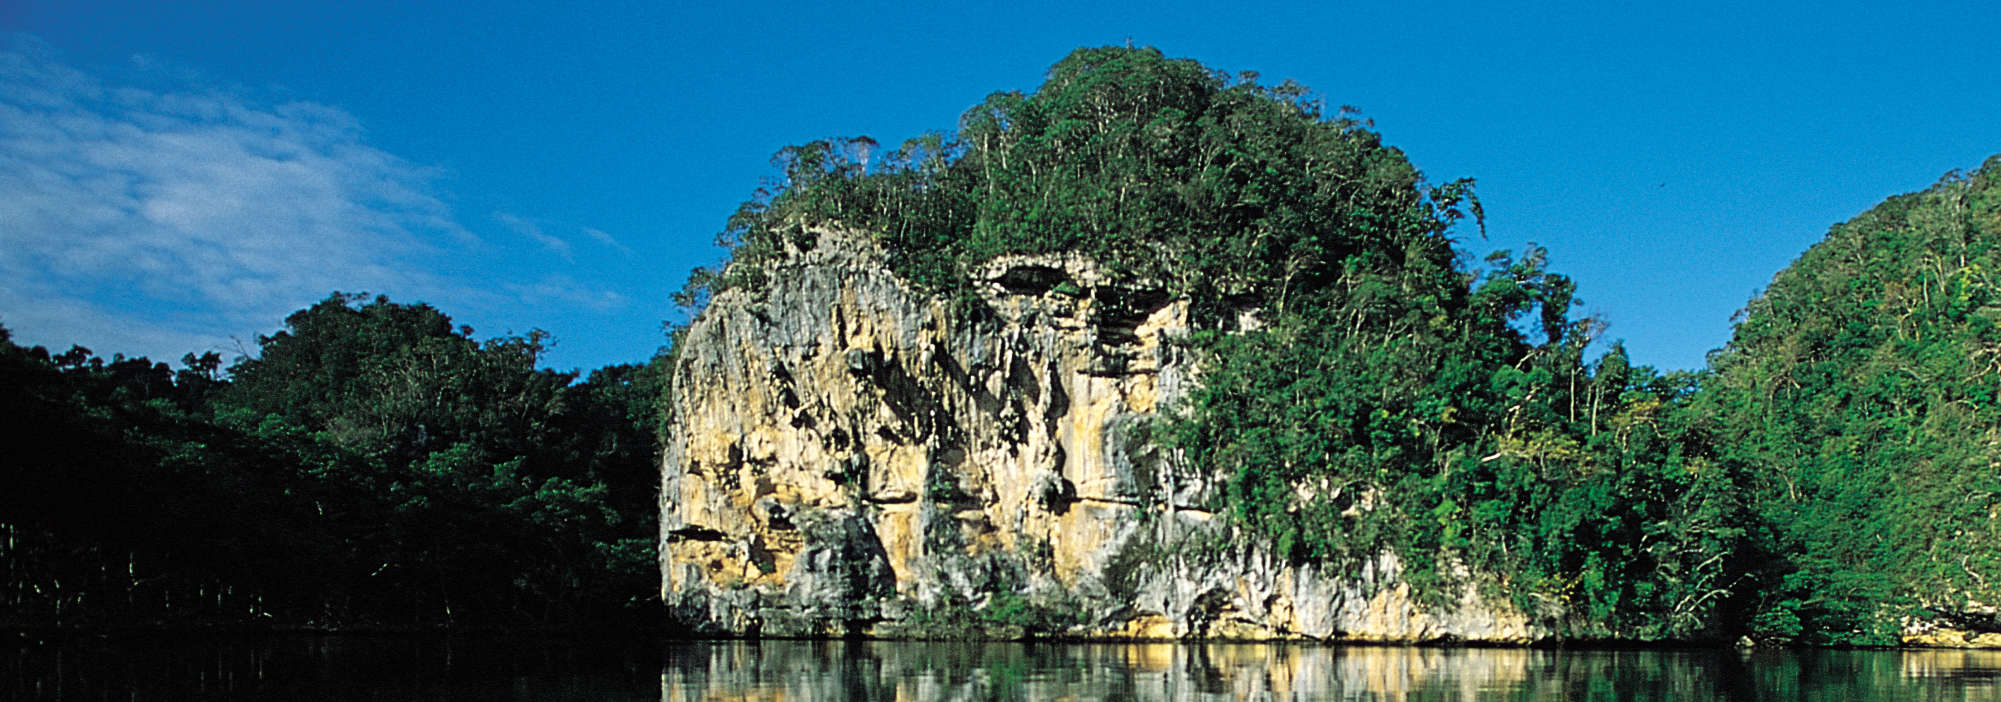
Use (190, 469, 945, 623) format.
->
(690, 47, 1477, 321)
(0, 294, 664, 630)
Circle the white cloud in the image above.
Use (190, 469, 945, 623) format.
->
(0, 287, 246, 361)
(495, 211, 574, 261)
(582, 226, 632, 254)
(0, 36, 479, 362)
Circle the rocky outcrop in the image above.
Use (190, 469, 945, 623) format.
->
(1904, 601, 2001, 648)
(659, 228, 1548, 640)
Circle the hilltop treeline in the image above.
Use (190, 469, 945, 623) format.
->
(0, 294, 663, 630)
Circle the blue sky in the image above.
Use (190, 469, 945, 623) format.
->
(2, 2, 1996, 373)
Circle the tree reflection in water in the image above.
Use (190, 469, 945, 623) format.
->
(8, 635, 2000, 700)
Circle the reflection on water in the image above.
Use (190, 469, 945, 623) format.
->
(5, 633, 660, 700)
(659, 641, 2001, 701)
(8, 633, 2001, 700)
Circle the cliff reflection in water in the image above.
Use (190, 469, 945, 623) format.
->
(11, 635, 2001, 699)
(660, 640, 2001, 701)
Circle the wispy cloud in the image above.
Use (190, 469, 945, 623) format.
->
(0, 287, 247, 360)
(582, 226, 632, 254)
(505, 274, 627, 312)
(495, 211, 574, 261)
(0, 35, 644, 367)
(0, 36, 480, 361)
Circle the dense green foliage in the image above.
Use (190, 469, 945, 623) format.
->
(1702, 157, 2001, 644)
(697, 47, 1751, 639)
(688, 47, 1479, 321)
(0, 295, 663, 630)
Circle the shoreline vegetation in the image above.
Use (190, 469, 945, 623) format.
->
(6, 47, 2000, 648)
(0, 626, 1977, 653)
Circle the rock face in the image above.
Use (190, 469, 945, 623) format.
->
(1903, 600, 2001, 648)
(660, 229, 1547, 641)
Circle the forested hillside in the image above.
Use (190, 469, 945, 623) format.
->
(0, 294, 663, 630)
(1703, 157, 2001, 644)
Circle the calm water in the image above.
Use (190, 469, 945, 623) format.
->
(8, 634, 2001, 700)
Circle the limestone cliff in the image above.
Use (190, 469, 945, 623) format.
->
(659, 229, 1548, 641)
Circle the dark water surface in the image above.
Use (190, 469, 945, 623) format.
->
(8, 634, 2001, 700)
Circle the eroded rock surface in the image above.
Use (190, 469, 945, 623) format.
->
(660, 229, 1546, 640)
